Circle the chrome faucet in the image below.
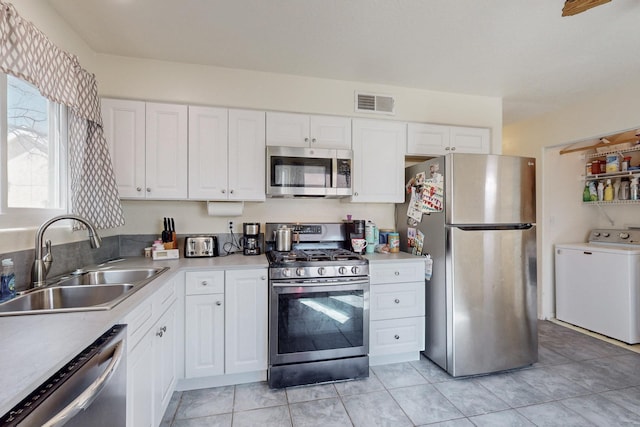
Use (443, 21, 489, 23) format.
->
(31, 215, 102, 287)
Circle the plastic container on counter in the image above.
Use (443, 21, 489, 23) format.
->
(1, 258, 16, 302)
(388, 232, 400, 253)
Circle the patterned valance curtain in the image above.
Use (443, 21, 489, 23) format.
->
(0, 1, 124, 229)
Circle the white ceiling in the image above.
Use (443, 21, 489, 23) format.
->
(47, 0, 640, 125)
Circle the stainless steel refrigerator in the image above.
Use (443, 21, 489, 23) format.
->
(396, 153, 537, 377)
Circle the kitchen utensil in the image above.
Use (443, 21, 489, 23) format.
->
(184, 236, 219, 257)
(351, 238, 367, 254)
(274, 226, 292, 252)
(242, 222, 261, 255)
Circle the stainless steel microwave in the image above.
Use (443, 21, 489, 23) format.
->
(266, 146, 352, 198)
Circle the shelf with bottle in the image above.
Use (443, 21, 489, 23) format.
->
(585, 142, 640, 159)
(582, 176, 639, 205)
(584, 170, 640, 180)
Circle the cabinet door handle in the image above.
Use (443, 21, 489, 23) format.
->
(261, 276, 266, 280)
(311, 138, 316, 143)
(222, 189, 226, 194)
(304, 137, 309, 143)
(230, 189, 234, 194)
(136, 187, 142, 192)
(216, 301, 222, 306)
(146, 187, 151, 192)
(394, 298, 400, 304)
(445, 147, 450, 151)
(354, 192, 358, 196)
(161, 326, 167, 333)
(451, 147, 456, 151)
(394, 271, 400, 276)
(156, 330, 164, 338)
(201, 281, 208, 286)
(394, 334, 400, 340)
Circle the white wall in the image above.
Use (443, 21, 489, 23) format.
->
(1, 2, 503, 253)
(93, 54, 502, 237)
(504, 81, 640, 319)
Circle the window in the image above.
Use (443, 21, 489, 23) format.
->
(1, 74, 67, 226)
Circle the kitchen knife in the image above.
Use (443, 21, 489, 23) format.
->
(163, 217, 168, 242)
(170, 218, 176, 243)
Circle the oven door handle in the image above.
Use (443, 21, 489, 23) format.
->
(41, 339, 125, 427)
(271, 278, 370, 287)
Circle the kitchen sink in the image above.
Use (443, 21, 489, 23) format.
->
(52, 268, 164, 287)
(0, 285, 135, 314)
(0, 266, 169, 316)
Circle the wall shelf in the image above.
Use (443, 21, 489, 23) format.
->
(585, 144, 640, 159)
(583, 200, 640, 206)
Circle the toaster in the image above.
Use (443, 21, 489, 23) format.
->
(184, 236, 219, 258)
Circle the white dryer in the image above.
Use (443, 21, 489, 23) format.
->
(555, 229, 640, 344)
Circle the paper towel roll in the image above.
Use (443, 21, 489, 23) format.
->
(206, 201, 244, 216)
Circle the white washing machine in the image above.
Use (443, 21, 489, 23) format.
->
(555, 229, 640, 344)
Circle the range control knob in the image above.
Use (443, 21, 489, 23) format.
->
(620, 232, 630, 239)
(282, 269, 291, 277)
(351, 266, 360, 275)
(603, 232, 610, 238)
(593, 232, 601, 237)
(318, 267, 326, 276)
(296, 267, 306, 276)
(338, 266, 348, 275)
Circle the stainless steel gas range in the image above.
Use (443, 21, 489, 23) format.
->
(265, 223, 370, 389)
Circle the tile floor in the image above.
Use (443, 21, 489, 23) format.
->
(161, 321, 640, 426)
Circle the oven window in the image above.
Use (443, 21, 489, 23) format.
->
(271, 156, 332, 188)
(277, 289, 364, 354)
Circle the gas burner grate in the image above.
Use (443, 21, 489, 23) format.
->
(267, 248, 364, 264)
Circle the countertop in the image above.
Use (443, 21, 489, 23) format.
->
(364, 251, 424, 263)
(0, 253, 267, 415)
(0, 251, 422, 415)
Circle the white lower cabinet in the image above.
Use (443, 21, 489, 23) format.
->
(368, 260, 426, 365)
(184, 268, 268, 381)
(124, 277, 178, 427)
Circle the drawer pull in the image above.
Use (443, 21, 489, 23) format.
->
(161, 326, 167, 333)
(394, 298, 400, 304)
(216, 301, 222, 306)
(394, 271, 400, 276)
(394, 334, 400, 340)
(156, 330, 163, 338)
(201, 281, 208, 286)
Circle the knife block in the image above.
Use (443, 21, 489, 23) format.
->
(164, 233, 177, 249)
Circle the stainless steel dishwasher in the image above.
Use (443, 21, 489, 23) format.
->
(0, 325, 126, 427)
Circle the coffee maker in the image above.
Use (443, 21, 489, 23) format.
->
(243, 222, 261, 255)
(344, 219, 365, 252)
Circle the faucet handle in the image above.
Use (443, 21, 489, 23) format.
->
(43, 239, 53, 273)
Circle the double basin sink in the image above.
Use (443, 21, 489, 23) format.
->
(0, 267, 168, 316)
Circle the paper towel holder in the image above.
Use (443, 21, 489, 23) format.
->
(206, 201, 244, 217)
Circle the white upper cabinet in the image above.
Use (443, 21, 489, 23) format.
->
(450, 126, 491, 154)
(266, 112, 351, 149)
(227, 109, 266, 201)
(102, 99, 188, 199)
(101, 98, 146, 199)
(188, 106, 229, 200)
(188, 107, 265, 201)
(407, 123, 490, 156)
(145, 102, 189, 199)
(351, 119, 406, 203)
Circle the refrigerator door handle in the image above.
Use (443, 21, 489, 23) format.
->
(455, 224, 533, 231)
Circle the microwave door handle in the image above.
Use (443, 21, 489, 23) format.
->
(41, 339, 125, 427)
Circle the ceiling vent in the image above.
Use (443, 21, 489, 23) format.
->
(355, 92, 395, 115)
